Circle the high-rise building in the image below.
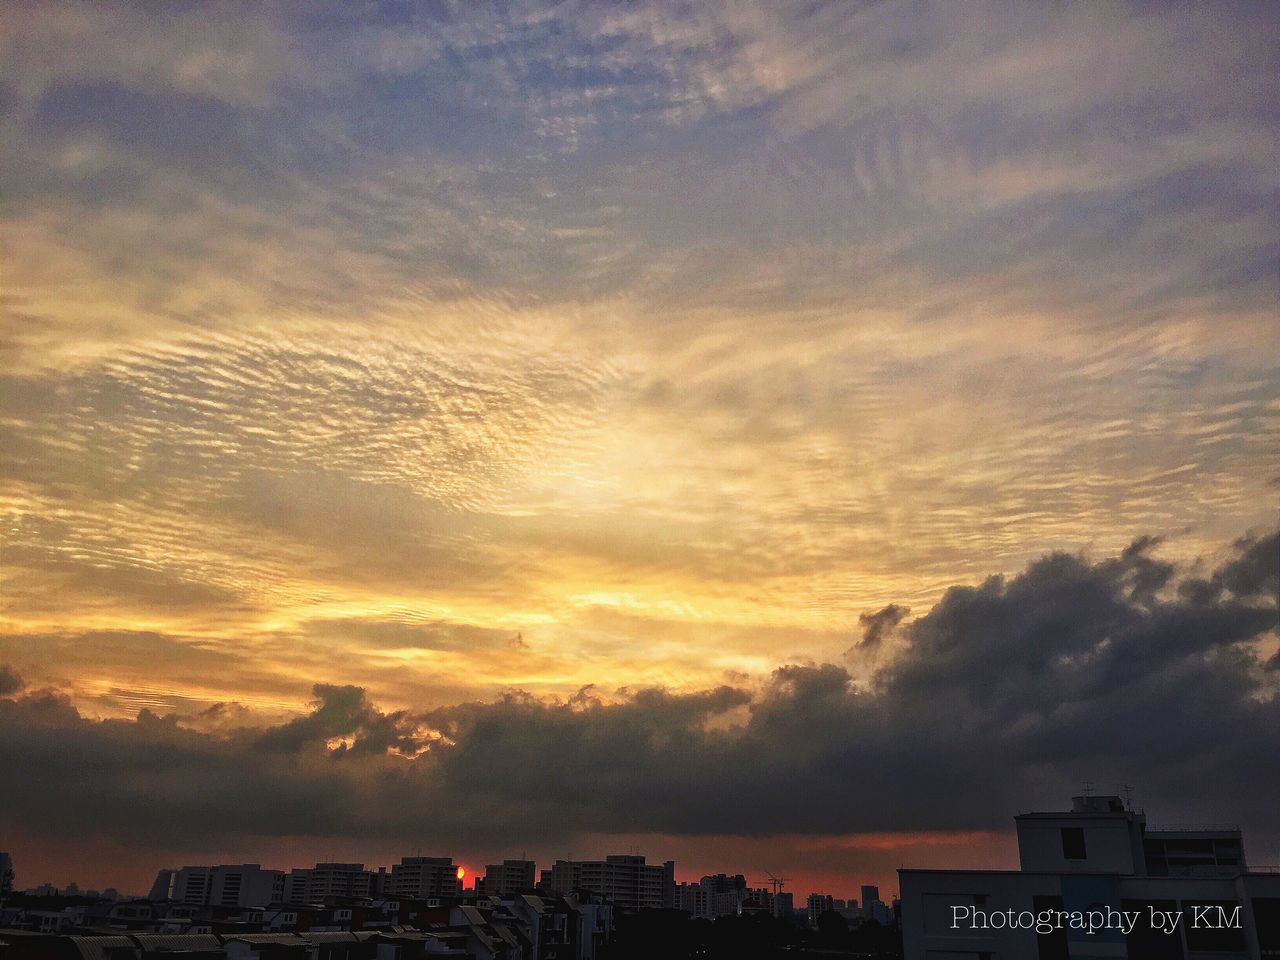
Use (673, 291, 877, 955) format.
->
(675, 875, 746, 919)
(386, 856, 462, 899)
(860, 885, 879, 913)
(0, 852, 13, 895)
(540, 856, 676, 910)
(481, 860, 537, 897)
(773, 891, 794, 918)
(155, 864, 284, 907)
(807, 893, 835, 926)
(282, 862, 377, 902)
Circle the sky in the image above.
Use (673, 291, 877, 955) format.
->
(0, 1, 1278, 899)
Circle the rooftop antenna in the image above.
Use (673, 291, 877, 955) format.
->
(764, 873, 790, 895)
(1082, 780, 1093, 796)
(1121, 784, 1135, 811)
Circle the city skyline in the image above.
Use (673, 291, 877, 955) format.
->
(1, 0, 1278, 909)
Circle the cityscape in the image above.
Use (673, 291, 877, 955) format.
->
(4, 792, 1280, 957)
(0, 845, 900, 958)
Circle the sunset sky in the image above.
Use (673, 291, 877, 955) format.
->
(1, 1, 1277, 898)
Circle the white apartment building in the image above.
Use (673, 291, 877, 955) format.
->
(153, 864, 285, 907)
(899, 794, 1280, 959)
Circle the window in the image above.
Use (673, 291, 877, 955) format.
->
(1121, 899, 1182, 960)
(1034, 895, 1068, 960)
(1253, 898, 1280, 954)
(1183, 900, 1245, 952)
(1061, 827, 1087, 860)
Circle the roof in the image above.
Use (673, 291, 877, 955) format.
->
(363, 932, 433, 942)
(488, 923, 522, 948)
(296, 933, 360, 943)
(68, 936, 140, 960)
(130, 935, 222, 951)
(1015, 811, 1138, 820)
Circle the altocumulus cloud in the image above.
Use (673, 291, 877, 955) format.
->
(0, 530, 1275, 850)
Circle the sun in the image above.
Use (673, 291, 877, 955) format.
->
(456, 866, 466, 881)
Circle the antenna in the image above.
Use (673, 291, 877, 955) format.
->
(1081, 780, 1093, 796)
(1121, 784, 1135, 811)
(763, 872, 790, 895)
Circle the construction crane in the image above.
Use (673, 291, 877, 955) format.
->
(761, 872, 790, 895)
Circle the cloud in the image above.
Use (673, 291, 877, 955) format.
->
(1217, 529, 1280, 599)
(853, 603, 909, 650)
(0, 665, 23, 696)
(1, 529, 1274, 855)
(253, 683, 433, 758)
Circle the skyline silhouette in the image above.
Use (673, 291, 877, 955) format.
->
(1, 0, 1277, 912)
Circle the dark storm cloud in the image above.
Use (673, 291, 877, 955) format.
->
(853, 603, 909, 650)
(0, 529, 1275, 849)
(254, 684, 433, 758)
(1218, 529, 1279, 598)
(0, 665, 23, 696)
(1178, 530, 1279, 607)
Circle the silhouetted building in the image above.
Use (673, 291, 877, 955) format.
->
(807, 893, 834, 926)
(859, 883, 892, 924)
(281, 863, 376, 902)
(148, 869, 175, 902)
(675, 874, 746, 918)
(385, 856, 461, 900)
(539, 856, 675, 910)
(481, 860, 536, 897)
(861, 884, 878, 911)
(1, 852, 14, 895)
(773, 891, 794, 918)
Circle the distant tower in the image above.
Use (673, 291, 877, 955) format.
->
(0, 852, 14, 895)
(861, 884, 880, 916)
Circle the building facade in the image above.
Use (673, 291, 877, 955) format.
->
(481, 860, 537, 897)
(899, 795, 1280, 959)
(153, 865, 285, 908)
(282, 863, 378, 903)
(539, 856, 675, 911)
(385, 856, 462, 900)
